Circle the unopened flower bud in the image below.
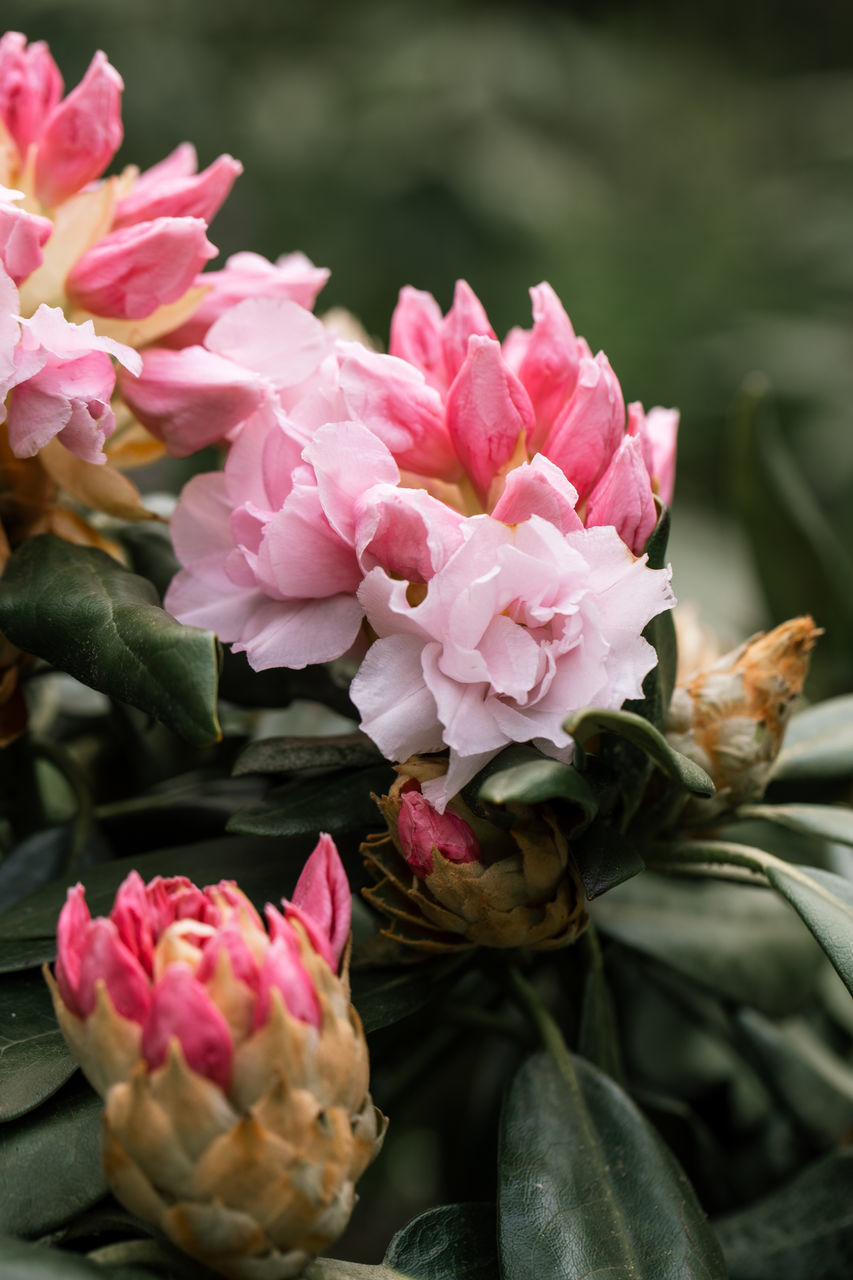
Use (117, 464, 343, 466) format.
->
(666, 615, 821, 817)
(362, 758, 588, 952)
(45, 835, 386, 1280)
(33, 50, 123, 208)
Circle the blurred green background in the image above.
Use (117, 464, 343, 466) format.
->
(8, 0, 853, 663)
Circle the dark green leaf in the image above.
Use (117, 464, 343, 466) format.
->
(592, 872, 823, 1016)
(762, 860, 853, 1000)
(233, 733, 382, 777)
(0, 967, 75, 1121)
(716, 1151, 853, 1279)
(0, 834, 320, 941)
(477, 755, 597, 828)
(572, 817, 645, 899)
(737, 802, 853, 848)
(0, 535, 220, 747)
(565, 706, 715, 796)
(0, 1236, 158, 1280)
(0, 937, 57, 973)
(577, 946, 624, 1081)
(772, 695, 853, 782)
(351, 956, 467, 1034)
(384, 1203, 497, 1280)
(227, 765, 393, 837)
(498, 1050, 726, 1280)
(0, 1074, 106, 1236)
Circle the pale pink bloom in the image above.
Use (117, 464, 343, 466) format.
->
(397, 790, 481, 878)
(33, 50, 123, 208)
(0, 186, 51, 283)
(66, 216, 217, 319)
(3, 301, 141, 462)
(0, 32, 64, 159)
(52, 835, 351, 1089)
(112, 144, 242, 229)
(629, 402, 679, 507)
(352, 495, 674, 809)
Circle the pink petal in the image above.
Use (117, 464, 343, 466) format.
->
(253, 927, 320, 1030)
(490, 454, 583, 534)
(109, 871, 155, 975)
(0, 195, 51, 284)
(542, 351, 626, 501)
(441, 279, 496, 385)
(633, 404, 679, 507)
(446, 336, 535, 507)
(350, 632, 446, 761)
(256, 481, 361, 599)
(508, 282, 580, 453)
(356, 484, 466, 582)
(0, 33, 64, 157)
(302, 420, 399, 545)
(585, 434, 657, 553)
(118, 345, 264, 455)
(286, 833, 351, 969)
(77, 918, 152, 1023)
(55, 883, 92, 1016)
(397, 791, 481, 878)
(337, 345, 459, 480)
(234, 593, 365, 671)
(6, 350, 117, 461)
(66, 216, 217, 320)
(34, 51, 123, 207)
(112, 152, 242, 229)
(205, 296, 330, 387)
(17, 304, 141, 372)
(142, 964, 233, 1088)
(195, 922, 261, 992)
(389, 285, 446, 389)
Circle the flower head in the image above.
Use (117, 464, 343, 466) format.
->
(46, 836, 386, 1279)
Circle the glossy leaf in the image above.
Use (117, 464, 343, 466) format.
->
(762, 860, 853, 1000)
(572, 817, 645, 899)
(233, 733, 382, 777)
(306, 1204, 496, 1280)
(498, 1050, 726, 1280)
(0, 1075, 106, 1236)
(0, 967, 75, 1121)
(0, 535, 220, 747)
(772, 695, 853, 782)
(716, 1151, 853, 1279)
(477, 754, 597, 827)
(737, 802, 853, 848)
(0, 937, 58, 973)
(565, 706, 715, 796)
(592, 871, 823, 1016)
(227, 765, 394, 837)
(351, 956, 467, 1033)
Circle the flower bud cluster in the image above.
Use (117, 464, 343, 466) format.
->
(46, 836, 385, 1280)
(362, 758, 588, 951)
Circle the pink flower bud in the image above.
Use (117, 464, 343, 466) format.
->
(0, 32, 64, 159)
(33, 50, 123, 208)
(0, 189, 52, 283)
(542, 350, 626, 502)
(141, 963, 233, 1089)
(397, 790, 481, 878)
(585, 434, 657, 554)
(112, 149, 243, 229)
(284, 831, 352, 969)
(66, 216, 217, 319)
(389, 284, 446, 389)
(442, 278, 496, 386)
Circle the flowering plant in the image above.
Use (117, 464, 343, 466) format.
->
(2, 29, 853, 1280)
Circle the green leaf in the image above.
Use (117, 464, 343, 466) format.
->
(772, 695, 853, 782)
(0, 1074, 106, 1236)
(737, 802, 853, 848)
(592, 871, 824, 1017)
(477, 754, 597, 827)
(572, 817, 645, 899)
(227, 765, 394, 837)
(565, 706, 715, 796)
(233, 733, 382, 777)
(0, 834, 321, 941)
(0, 967, 75, 1122)
(0, 1236, 157, 1280)
(577, 942, 624, 1081)
(384, 1203, 497, 1280)
(498, 1050, 726, 1280)
(0, 534, 220, 747)
(715, 1150, 853, 1279)
(351, 956, 467, 1034)
(761, 861, 853, 1001)
(0, 937, 58, 974)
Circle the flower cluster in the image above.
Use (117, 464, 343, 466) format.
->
(162, 280, 677, 808)
(46, 836, 385, 1280)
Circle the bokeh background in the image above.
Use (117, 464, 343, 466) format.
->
(7, 0, 853, 1254)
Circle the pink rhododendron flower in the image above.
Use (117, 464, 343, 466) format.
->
(46, 839, 386, 1276)
(0, 186, 51, 283)
(397, 789, 482, 877)
(352, 496, 674, 808)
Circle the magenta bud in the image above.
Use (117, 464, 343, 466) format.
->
(33, 50, 123, 207)
(0, 32, 64, 159)
(397, 790, 481, 879)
